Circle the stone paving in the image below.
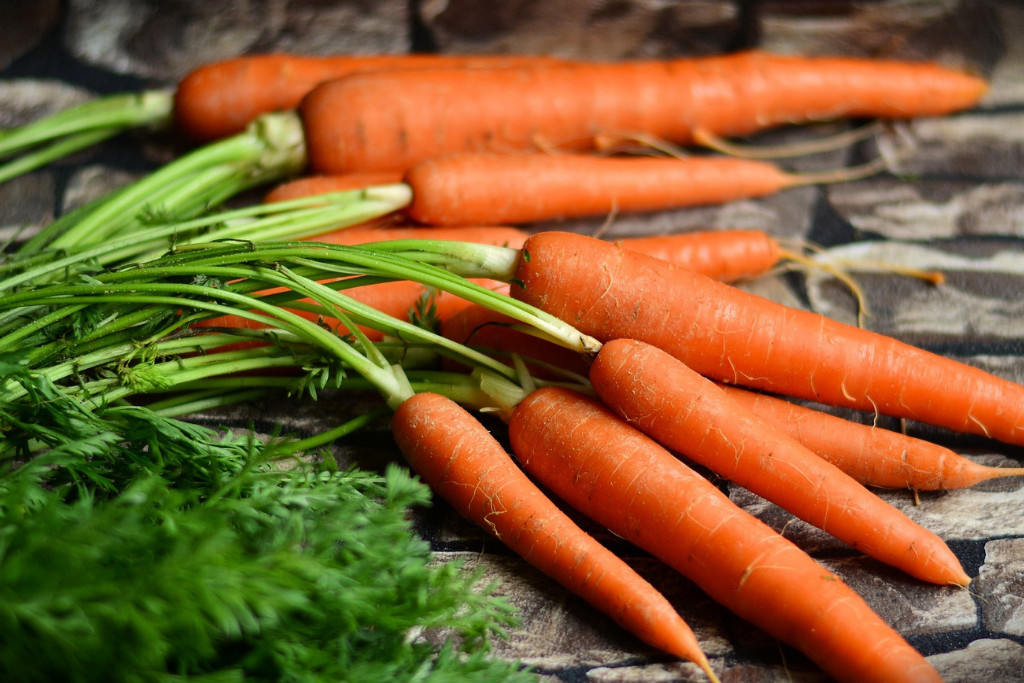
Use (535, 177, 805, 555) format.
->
(2, 1, 1023, 681)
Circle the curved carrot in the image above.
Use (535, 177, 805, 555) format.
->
(392, 392, 720, 681)
(403, 153, 796, 225)
(589, 338, 968, 586)
(508, 386, 945, 683)
(509, 231, 1024, 447)
(175, 53, 565, 141)
(717, 383, 1024, 490)
(300, 51, 986, 173)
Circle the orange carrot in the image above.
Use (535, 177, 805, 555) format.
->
(717, 383, 1024, 490)
(403, 153, 797, 226)
(508, 386, 945, 683)
(617, 230, 781, 283)
(392, 392, 720, 681)
(175, 53, 565, 141)
(588, 338, 968, 586)
(509, 231, 1024, 447)
(309, 225, 529, 250)
(263, 172, 404, 204)
(300, 51, 986, 173)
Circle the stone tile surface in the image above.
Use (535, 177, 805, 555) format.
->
(3, 1, 1023, 682)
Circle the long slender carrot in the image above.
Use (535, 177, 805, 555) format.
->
(391, 392, 720, 682)
(175, 53, 565, 141)
(507, 386, 945, 683)
(300, 51, 986, 173)
(266, 171, 783, 282)
(509, 231, 1024, 447)
(588, 338, 968, 586)
(403, 153, 799, 226)
(717, 383, 1024, 490)
(263, 172, 405, 204)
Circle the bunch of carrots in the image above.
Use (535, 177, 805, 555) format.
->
(4, 47, 1018, 683)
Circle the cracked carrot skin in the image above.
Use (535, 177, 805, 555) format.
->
(300, 50, 987, 173)
(588, 339, 969, 587)
(508, 386, 946, 683)
(718, 384, 1024, 490)
(509, 231, 1024, 447)
(391, 392, 719, 680)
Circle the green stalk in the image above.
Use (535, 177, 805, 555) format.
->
(0, 188, 410, 291)
(19, 111, 308, 255)
(0, 128, 117, 184)
(0, 90, 174, 159)
(111, 241, 600, 355)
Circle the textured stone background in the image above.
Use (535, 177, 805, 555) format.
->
(1, 1, 1023, 681)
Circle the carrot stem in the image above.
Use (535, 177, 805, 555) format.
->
(0, 90, 174, 161)
(19, 111, 307, 256)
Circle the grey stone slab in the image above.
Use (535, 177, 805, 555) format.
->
(928, 638, 1024, 683)
(975, 538, 1024, 637)
(803, 241, 1024, 342)
(878, 114, 1024, 178)
(875, 482, 1024, 541)
(429, 552, 731, 671)
(758, 0, 985, 63)
(984, 3, 1024, 106)
(65, 0, 410, 81)
(826, 179, 1024, 240)
(586, 662, 709, 682)
(0, 172, 55, 243)
(0, 0, 60, 70)
(0, 79, 94, 128)
(61, 164, 145, 214)
(418, 0, 739, 60)
(716, 662, 828, 683)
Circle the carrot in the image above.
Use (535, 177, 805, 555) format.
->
(300, 51, 986, 173)
(263, 172, 404, 204)
(507, 386, 945, 683)
(403, 153, 798, 226)
(267, 170, 783, 283)
(310, 225, 529, 250)
(617, 230, 781, 283)
(588, 338, 968, 586)
(391, 392, 720, 682)
(175, 53, 565, 142)
(717, 383, 1024, 490)
(509, 231, 1024, 447)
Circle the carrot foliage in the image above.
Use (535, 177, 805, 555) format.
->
(0, 362, 532, 683)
